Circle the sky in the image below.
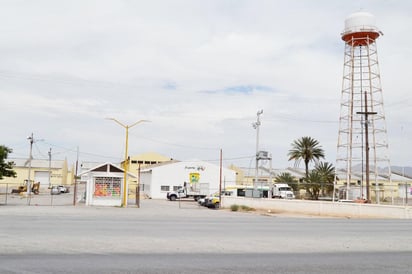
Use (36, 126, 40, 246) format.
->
(1, 0, 412, 170)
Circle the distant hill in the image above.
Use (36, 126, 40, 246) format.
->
(349, 164, 412, 178)
(391, 166, 412, 178)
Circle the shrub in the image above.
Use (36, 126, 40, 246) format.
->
(240, 205, 255, 211)
(230, 204, 239, 211)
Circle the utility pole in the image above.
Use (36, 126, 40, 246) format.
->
(73, 146, 79, 206)
(136, 163, 141, 208)
(48, 148, 52, 189)
(219, 149, 222, 208)
(252, 110, 263, 192)
(27, 133, 34, 195)
(357, 92, 377, 202)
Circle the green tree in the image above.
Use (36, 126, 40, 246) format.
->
(304, 170, 322, 200)
(274, 172, 298, 191)
(0, 145, 17, 180)
(314, 162, 335, 196)
(300, 162, 336, 200)
(288, 136, 325, 177)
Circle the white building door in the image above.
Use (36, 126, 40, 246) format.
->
(34, 171, 50, 188)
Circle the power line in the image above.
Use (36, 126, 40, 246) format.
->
(130, 132, 221, 151)
(41, 141, 122, 161)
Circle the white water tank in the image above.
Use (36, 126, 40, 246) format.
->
(341, 11, 382, 45)
(344, 11, 379, 34)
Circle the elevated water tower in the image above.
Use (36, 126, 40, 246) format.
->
(336, 11, 391, 203)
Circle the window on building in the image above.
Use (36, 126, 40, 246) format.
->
(173, 186, 180, 191)
(237, 188, 246, 197)
(160, 185, 170, 192)
(253, 179, 268, 183)
(131, 160, 137, 164)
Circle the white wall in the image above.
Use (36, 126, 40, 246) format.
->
(140, 171, 152, 197)
(222, 197, 412, 219)
(142, 161, 236, 199)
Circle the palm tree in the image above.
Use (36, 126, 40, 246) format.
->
(305, 170, 322, 200)
(274, 172, 298, 191)
(274, 172, 296, 183)
(314, 162, 335, 196)
(288, 136, 325, 177)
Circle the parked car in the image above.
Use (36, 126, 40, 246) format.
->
(57, 185, 70, 193)
(206, 196, 220, 209)
(197, 197, 207, 206)
(201, 192, 220, 209)
(198, 191, 225, 209)
(50, 186, 61, 195)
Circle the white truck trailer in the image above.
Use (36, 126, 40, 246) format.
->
(271, 183, 295, 199)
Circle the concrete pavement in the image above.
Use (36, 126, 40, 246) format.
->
(1, 199, 411, 273)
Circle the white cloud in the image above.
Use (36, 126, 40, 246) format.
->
(1, 0, 411, 169)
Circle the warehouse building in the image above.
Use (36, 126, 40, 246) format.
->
(140, 160, 236, 199)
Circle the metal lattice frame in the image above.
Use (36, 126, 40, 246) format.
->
(335, 36, 391, 202)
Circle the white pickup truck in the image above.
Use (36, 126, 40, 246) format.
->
(167, 182, 209, 201)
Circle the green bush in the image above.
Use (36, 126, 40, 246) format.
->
(230, 204, 239, 211)
(240, 205, 255, 211)
(230, 204, 256, 212)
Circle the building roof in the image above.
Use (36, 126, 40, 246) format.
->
(79, 162, 136, 178)
(130, 152, 173, 161)
(140, 159, 235, 173)
(140, 160, 180, 170)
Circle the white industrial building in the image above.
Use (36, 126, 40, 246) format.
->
(140, 160, 236, 199)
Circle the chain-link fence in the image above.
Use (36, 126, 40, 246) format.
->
(0, 182, 87, 206)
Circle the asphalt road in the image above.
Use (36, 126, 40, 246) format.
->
(1, 200, 411, 273)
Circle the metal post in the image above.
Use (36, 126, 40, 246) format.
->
(73, 146, 79, 206)
(5, 184, 8, 205)
(405, 183, 408, 206)
(253, 110, 263, 191)
(48, 148, 52, 189)
(219, 149, 222, 208)
(137, 163, 141, 208)
(268, 154, 273, 199)
(123, 126, 129, 207)
(357, 92, 377, 202)
(27, 133, 34, 196)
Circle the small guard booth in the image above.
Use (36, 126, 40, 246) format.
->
(80, 162, 136, 206)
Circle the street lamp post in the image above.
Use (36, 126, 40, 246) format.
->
(27, 133, 34, 195)
(252, 110, 263, 191)
(107, 118, 149, 207)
